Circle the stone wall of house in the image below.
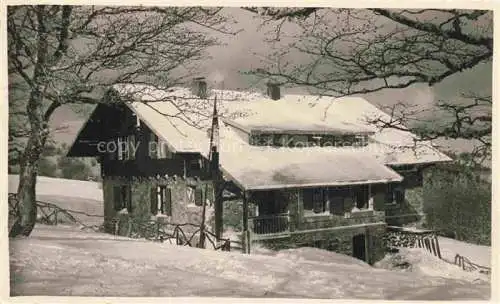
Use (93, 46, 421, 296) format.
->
(249, 188, 388, 264)
(385, 169, 426, 228)
(102, 176, 214, 236)
(384, 230, 435, 248)
(258, 223, 387, 265)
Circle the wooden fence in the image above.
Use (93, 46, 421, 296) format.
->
(111, 217, 232, 251)
(387, 225, 490, 275)
(415, 234, 442, 259)
(8, 193, 232, 252)
(454, 254, 491, 274)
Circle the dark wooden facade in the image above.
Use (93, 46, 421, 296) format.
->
(68, 103, 208, 180)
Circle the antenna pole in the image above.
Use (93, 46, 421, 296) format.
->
(207, 94, 223, 243)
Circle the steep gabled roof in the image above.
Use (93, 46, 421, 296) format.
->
(68, 84, 451, 190)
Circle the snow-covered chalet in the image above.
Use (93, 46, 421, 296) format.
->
(67, 78, 451, 264)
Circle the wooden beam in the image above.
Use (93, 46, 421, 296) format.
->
(242, 191, 250, 254)
(365, 228, 371, 264)
(212, 148, 224, 241)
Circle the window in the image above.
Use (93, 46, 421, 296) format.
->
(385, 184, 396, 205)
(117, 135, 135, 160)
(312, 188, 326, 213)
(249, 132, 368, 148)
(303, 188, 328, 215)
(328, 188, 345, 215)
(113, 185, 132, 212)
(394, 187, 405, 205)
(157, 139, 173, 159)
(149, 133, 172, 159)
(189, 158, 202, 171)
(194, 186, 204, 206)
(253, 134, 274, 146)
(303, 188, 314, 211)
(149, 133, 158, 159)
(151, 186, 171, 216)
(273, 134, 288, 147)
(355, 185, 369, 209)
(290, 135, 308, 148)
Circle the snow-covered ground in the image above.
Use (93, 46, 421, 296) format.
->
(438, 236, 491, 268)
(8, 175, 492, 299)
(10, 225, 490, 299)
(8, 175, 103, 201)
(8, 175, 104, 225)
(376, 248, 489, 283)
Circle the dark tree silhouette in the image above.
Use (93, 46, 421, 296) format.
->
(8, 5, 234, 237)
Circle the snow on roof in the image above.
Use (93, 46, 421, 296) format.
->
(112, 84, 451, 189)
(220, 147, 403, 190)
(221, 95, 374, 134)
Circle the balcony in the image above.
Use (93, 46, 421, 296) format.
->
(248, 213, 290, 239)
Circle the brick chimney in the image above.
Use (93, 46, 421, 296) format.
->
(267, 82, 281, 100)
(192, 77, 208, 99)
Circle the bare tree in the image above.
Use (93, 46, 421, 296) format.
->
(8, 5, 233, 237)
(244, 8, 492, 163)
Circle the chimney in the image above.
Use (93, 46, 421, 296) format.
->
(267, 82, 281, 100)
(192, 77, 208, 99)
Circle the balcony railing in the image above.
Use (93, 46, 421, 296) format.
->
(249, 213, 290, 236)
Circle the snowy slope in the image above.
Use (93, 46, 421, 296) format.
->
(438, 236, 492, 268)
(8, 175, 103, 201)
(9, 225, 490, 299)
(8, 175, 103, 225)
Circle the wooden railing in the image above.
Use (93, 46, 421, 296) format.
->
(111, 217, 231, 251)
(8, 193, 231, 251)
(454, 254, 491, 274)
(415, 234, 442, 259)
(249, 213, 290, 235)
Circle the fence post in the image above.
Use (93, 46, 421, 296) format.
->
(127, 218, 132, 237)
(434, 236, 442, 259)
(246, 230, 252, 254)
(54, 210, 58, 225)
(155, 222, 159, 241)
(175, 228, 181, 245)
(430, 237, 437, 257)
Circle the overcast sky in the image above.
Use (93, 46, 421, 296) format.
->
(52, 7, 492, 154)
(195, 8, 492, 110)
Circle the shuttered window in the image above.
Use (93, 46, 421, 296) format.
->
(394, 188, 405, 205)
(151, 186, 172, 216)
(312, 189, 325, 213)
(343, 188, 355, 213)
(128, 134, 135, 160)
(149, 133, 158, 159)
(150, 186, 158, 215)
(303, 188, 314, 211)
(303, 188, 328, 214)
(117, 135, 135, 161)
(113, 186, 122, 211)
(355, 185, 369, 209)
(385, 183, 395, 205)
(328, 189, 344, 215)
(114, 185, 132, 212)
(194, 186, 204, 206)
(373, 191, 386, 211)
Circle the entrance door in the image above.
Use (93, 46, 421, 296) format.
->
(352, 234, 366, 262)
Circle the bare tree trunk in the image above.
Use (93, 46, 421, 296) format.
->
(9, 6, 50, 238)
(9, 116, 50, 237)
